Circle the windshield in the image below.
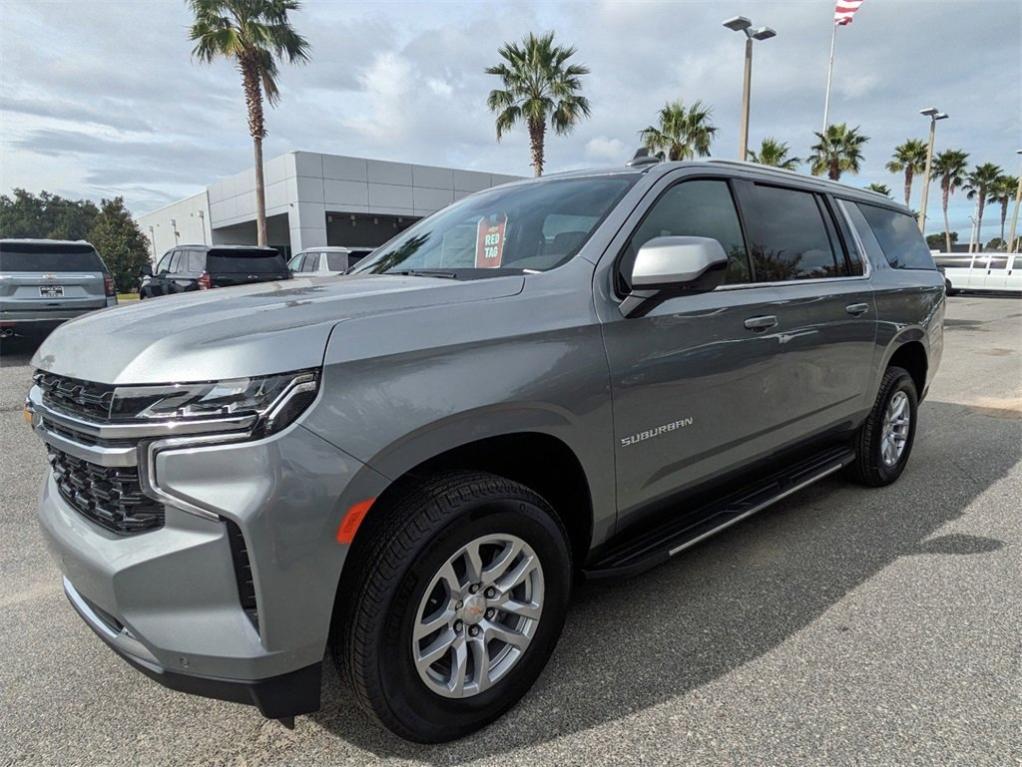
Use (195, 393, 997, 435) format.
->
(0, 242, 105, 272)
(353, 175, 637, 276)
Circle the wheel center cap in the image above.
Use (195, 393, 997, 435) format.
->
(461, 594, 486, 625)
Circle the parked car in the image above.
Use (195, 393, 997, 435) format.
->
(139, 244, 290, 298)
(0, 239, 116, 337)
(933, 251, 1022, 295)
(26, 159, 944, 742)
(288, 246, 373, 276)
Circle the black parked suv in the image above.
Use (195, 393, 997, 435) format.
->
(139, 245, 290, 298)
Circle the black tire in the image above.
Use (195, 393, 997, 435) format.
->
(338, 471, 572, 743)
(847, 365, 919, 487)
(945, 278, 957, 296)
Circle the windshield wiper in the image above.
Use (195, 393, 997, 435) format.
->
(392, 269, 460, 279)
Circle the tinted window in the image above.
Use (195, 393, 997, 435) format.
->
(301, 253, 322, 272)
(168, 251, 184, 273)
(621, 179, 751, 288)
(840, 200, 886, 268)
(156, 252, 173, 273)
(187, 250, 205, 272)
(855, 203, 935, 270)
(206, 249, 287, 274)
(0, 242, 105, 272)
(326, 252, 349, 271)
(288, 254, 304, 272)
(740, 184, 845, 281)
(353, 176, 637, 275)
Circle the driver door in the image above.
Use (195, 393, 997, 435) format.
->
(601, 177, 788, 517)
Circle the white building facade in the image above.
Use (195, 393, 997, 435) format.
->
(138, 151, 521, 260)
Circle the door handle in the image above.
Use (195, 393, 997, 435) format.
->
(845, 303, 870, 316)
(744, 315, 778, 331)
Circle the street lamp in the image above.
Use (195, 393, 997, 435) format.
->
(1007, 149, 1022, 253)
(917, 107, 948, 235)
(723, 16, 776, 161)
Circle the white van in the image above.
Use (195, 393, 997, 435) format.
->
(288, 246, 373, 276)
(934, 252, 1022, 294)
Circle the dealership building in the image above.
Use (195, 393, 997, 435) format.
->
(137, 151, 521, 261)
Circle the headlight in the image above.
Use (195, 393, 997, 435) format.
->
(111, 369, 319, 435)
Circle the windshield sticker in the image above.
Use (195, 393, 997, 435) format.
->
(475, 214, 507, 269)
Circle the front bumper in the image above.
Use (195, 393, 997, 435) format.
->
(34, 396, 386, 717)
(64, 576, 322, 718)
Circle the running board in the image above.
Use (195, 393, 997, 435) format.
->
(583, 446, 856, 580)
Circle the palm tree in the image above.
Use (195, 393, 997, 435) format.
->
(885, 139, 929, 207)
(866, 182, 892, 197)
(486, 32, 591, 176)
(748, 138, 800, 170)
(989, 174, 1018, 246)
(638, 100, 718, 162)
(189, 0, 309, 246)
(964, 163, 1003, 252)
(931, 149, 969, 252)
(808, 123, 868, 181)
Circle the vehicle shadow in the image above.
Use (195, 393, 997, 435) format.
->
(0, 333, 44, 367)
(308, 398, 1018, 763)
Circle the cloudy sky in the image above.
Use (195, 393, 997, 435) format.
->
(2, 0, 1019, 240)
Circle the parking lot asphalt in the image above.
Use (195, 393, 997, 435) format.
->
(1, 295, 1019, 767)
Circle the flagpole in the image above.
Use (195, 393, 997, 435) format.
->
(822, 22, 837, 133)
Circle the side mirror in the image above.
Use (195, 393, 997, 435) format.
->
(139, 263, 153, 278)
(621, 236, 729, 317)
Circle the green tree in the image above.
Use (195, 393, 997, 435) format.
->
(0, 189, 98, 240)
(930, 149, 969, 253)
(639, 100, 717, 162)
(865, 182, 892, 197)
(989, 174, 1018, 244)
(926, 231, 957, 250)
(747, 138, 799, 169)
(964, 163, 1003, 252)
(188, 0, 310, 246)
(88, 197, 151, 292)
(885, 138, 928, 207)
(486, 32, 591, 176)
(808, 123, 868, 181)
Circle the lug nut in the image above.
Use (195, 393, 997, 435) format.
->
(485, 608, 495, 619)
(469, 625, 480, 637)
(469, 584, 479, 594)
(453, 620, 463, 632)
(485, 587, 496, 599)
(455, 600, 463, 610)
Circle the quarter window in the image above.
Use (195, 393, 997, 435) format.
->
(326, 252, 349, 271)
(855, 203, 936, 270)
(187, 250, 205, 273)
(621, 179, 752, 289)
(739, 184, 846, 281)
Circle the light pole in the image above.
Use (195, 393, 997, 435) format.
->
(723, 16, 776, 161)
(917, 107, 948, 234)
(1007, 149, 1022, 252)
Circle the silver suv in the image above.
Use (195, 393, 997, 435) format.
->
(27, 160, 944, 742)
(1, 239, 117, 337)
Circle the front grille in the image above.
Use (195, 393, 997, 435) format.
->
(225, 520, 259, 629)
(35, 372, 115, 421)
(48, 447, 164, 534)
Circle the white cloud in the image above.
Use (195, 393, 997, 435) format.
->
(585, 136, 627, 162)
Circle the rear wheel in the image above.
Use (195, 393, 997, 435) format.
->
(848, 365, 918, 486)
(338, 471, 571, 742)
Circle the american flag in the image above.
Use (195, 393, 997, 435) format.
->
(834, 0, 865, 26)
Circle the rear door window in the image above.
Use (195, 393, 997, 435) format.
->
(621, 179, 752, 288)
(207, 249, 288, 274)
(187, 250, 206, 273)
(326, 252, 349, 271)
(168, 251, 184, 273)
(737, 184, 847, 281)
(0, 242, 105, 272)
(854, 203, 935, 270)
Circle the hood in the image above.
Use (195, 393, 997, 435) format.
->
(32, 273, 524, 384)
